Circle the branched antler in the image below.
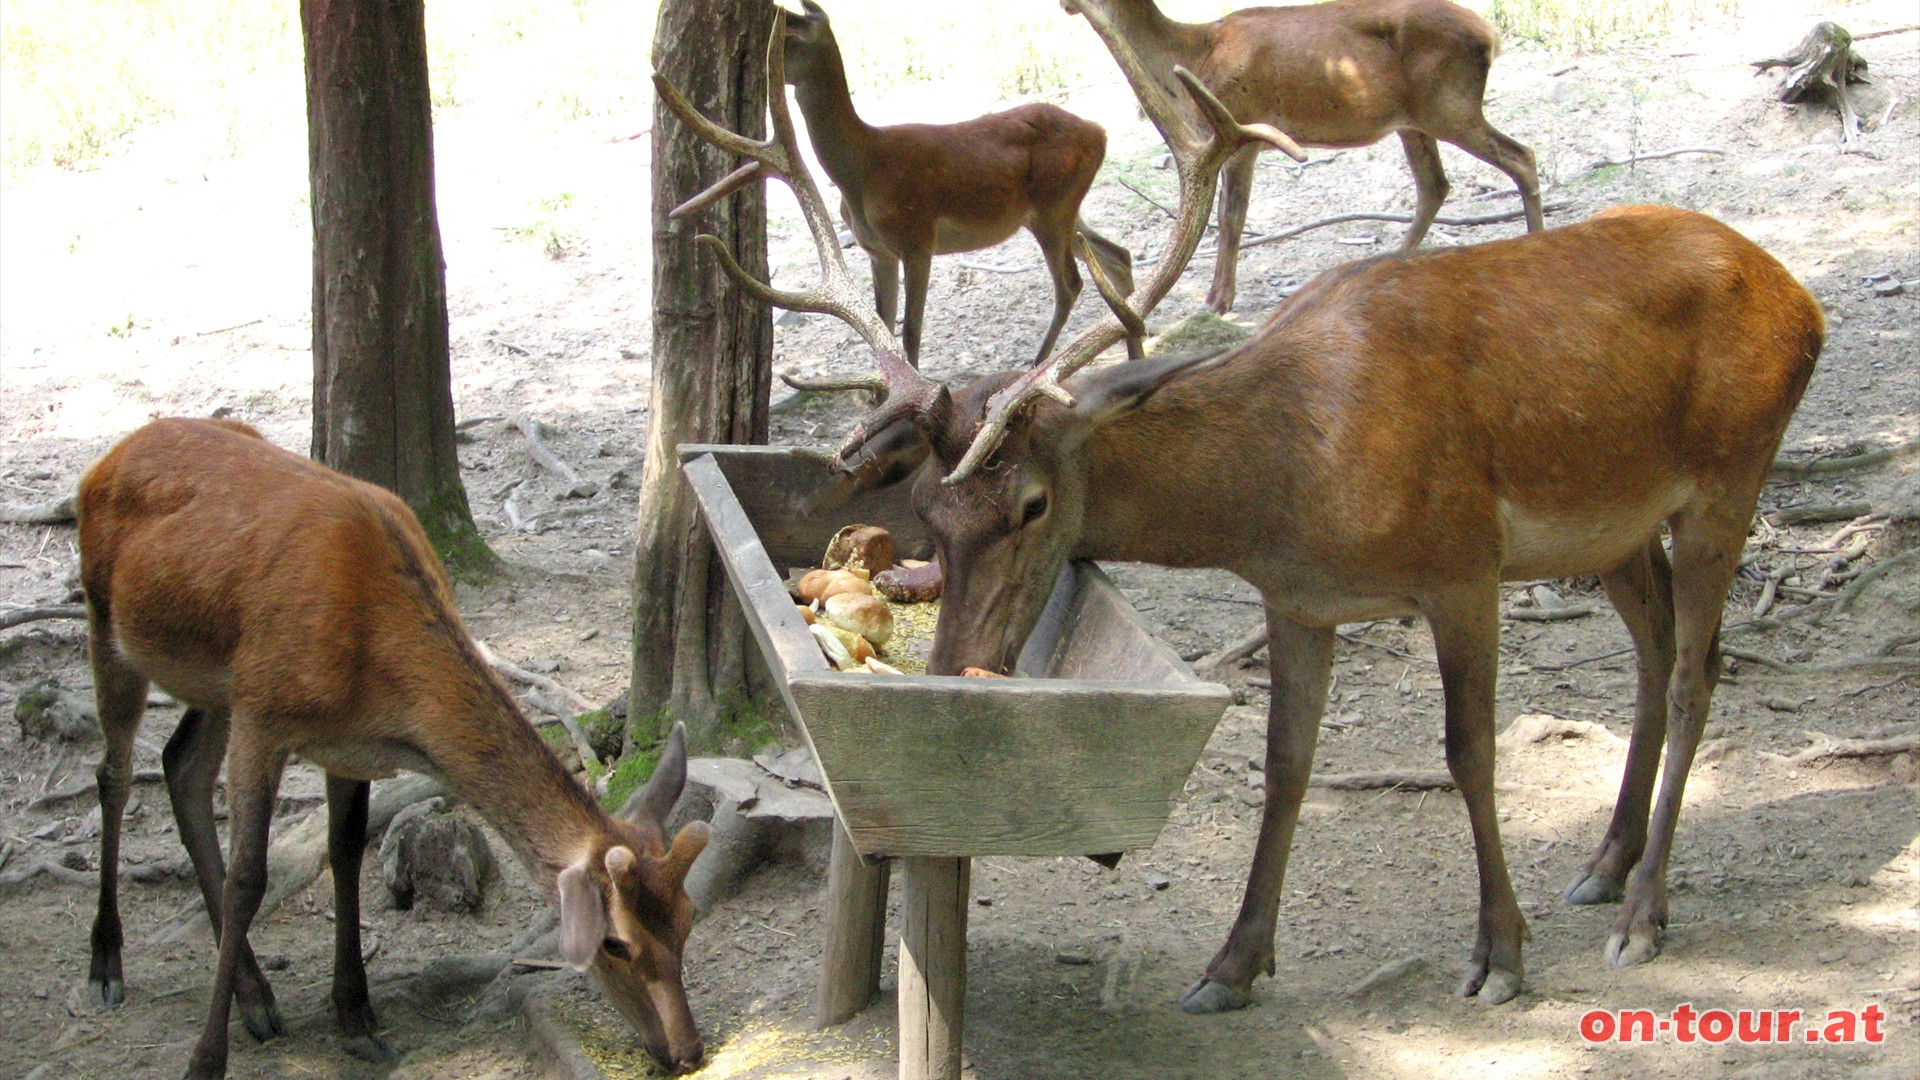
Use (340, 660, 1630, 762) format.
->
(654, 10, 943, 466)
(940, 62, 1305, 483)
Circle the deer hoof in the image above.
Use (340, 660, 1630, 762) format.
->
(1178, 976, 1251, 1014)
(343, 1032, 396, 1063)
(1458, 965, 1523, 1004)
(86, 976, 126, 1010)
(1563, 872, 1625, 905)
(1605, 928, 1662, 968)
(240, 1000, 287, 1043)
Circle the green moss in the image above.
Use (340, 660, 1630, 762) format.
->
(599, 746, 662, 815)
(418, 483, 501, 583)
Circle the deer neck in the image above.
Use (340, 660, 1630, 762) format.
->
(1105, 0, 1214, 71)
(409, 665, 613, 884)
(1075, 354, 1310, 569)
(788, 48, 874, 197)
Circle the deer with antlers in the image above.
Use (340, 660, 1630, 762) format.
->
(1064, 0, 1546, 314)
(77, 418, 712, 1078)
(661, 4, 1818, 1022)
(774, 0, 1142, 364)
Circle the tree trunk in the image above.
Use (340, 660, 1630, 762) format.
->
(302, 0, 495, 578)
(629, 0, 775, 747)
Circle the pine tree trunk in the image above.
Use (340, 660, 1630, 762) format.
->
(629, 0, 775, 747)
(302, 0, 494, 577)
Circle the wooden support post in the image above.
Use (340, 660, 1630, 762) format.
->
(899, 856, 969, 1080)
(815, 822, 891, 1027)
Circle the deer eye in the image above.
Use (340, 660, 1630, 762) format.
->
(602, 938, 632, 961)
(1019, 492, 1049, 527)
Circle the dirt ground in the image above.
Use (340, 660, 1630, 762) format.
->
(3, 2, 1917, 1078)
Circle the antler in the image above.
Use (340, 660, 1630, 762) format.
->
(940, 51, 1305, 482)
(653, 10, 943, 465)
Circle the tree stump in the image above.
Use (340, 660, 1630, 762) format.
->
(14, 678, 98, 743)
(379, 797, 496, 913)
(1753, 22, 1872, 141)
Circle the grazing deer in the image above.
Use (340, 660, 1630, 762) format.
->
(661, 8, 1821, 1020)
(779, 0, 1142, 364)
(77, 418, 712, 1078)
(1064, 0, 1546, 313)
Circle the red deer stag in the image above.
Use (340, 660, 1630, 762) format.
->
(1064, 0, 1546, 313)
(77, 419, 711, 1078)
(780, 0, 1144, 364)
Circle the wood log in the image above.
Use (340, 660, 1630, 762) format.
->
(815, 824, 891, 1028)
(147, 773, 443, 945)
(899, 856, 969, 1080)
(1753, 22, 1872, 140)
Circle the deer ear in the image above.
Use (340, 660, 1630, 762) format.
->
(1067, 350, 1228, 428)
(660, 820, 712, 890)
(800, 0, 828, 21)
(623, 722, 690, 831)
(556, 860, 609, 971)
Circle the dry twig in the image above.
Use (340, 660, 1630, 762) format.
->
(0, 604, 86, 631)
(0, 494, 75, 525)
(1764, 731, 1920, 767)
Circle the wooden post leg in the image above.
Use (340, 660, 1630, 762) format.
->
(815, 821, 890, 1027)
(899, 856, 969, 1080)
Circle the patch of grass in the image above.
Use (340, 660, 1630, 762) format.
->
(502, 192, 580, 259)
(1479, 0, 1739, 51)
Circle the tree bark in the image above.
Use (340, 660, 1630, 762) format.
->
(302, 0, 495, 577)
(629, 0, 776, 747)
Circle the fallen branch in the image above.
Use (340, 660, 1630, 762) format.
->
(1724, 645, 1920, 675)
(29, 768, 166, 810)
(147, 773, 443, 945)
(1232, 201, 1574, 253)
(0, 603, 86, 631)
(1765, 730, 1920, 767)
(0, 493, 75, 525)
(1766, 501, 1875, 526)
(474, 641, 599, 767)
(1587, 147, 1726, 170)
(1311, 770, 1454, 791)
(1506, 603, 1595, 622)
(1771, 435, 1920, 477)
(1831, 547, 1920, 615)
(1196, 626, 1269, 676)
(511, 414, 581, 485)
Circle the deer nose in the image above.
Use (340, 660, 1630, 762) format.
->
(669, 1038, 705, 1074)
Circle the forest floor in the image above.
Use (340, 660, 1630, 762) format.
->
(2, 1, 1917, 1078)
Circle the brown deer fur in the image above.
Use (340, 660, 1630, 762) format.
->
(1065, 0, 1544, 312)
(785, 0, 1139, 364)
(901, 206, 1819, 1011)
(77, 418, 711, 1078)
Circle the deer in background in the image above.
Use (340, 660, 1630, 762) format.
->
(661, 6, 1821, 1019)
(77, 418, 712, 1078)
(780, 0, 1142, 365)
(1064, 0, 1545, 313)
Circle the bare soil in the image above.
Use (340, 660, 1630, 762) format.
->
(2, 3, 1917, 1078)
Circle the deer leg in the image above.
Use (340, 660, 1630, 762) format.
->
(1567, 537, 1675, 904)
(1398, 131, 1451, 250)
(1607, 509, 1743, 968)
(1031, 221, 1083, 365)
(901, 250, 933, 368)
(1205, 146, 1258, 314)
(1181, 616, 1333, 1014)
(867, 250, 901, 338)
(86, 623, 147, 1010)
(1428, 584, 1528, 1004)
(327, 774, 393, 1062)
(163, 706, 283, 1043)
(185, 733, 288, 1080)
(1452, 124, 1544, 234)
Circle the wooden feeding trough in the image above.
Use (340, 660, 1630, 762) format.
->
(682, 445, 1232, 1080)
